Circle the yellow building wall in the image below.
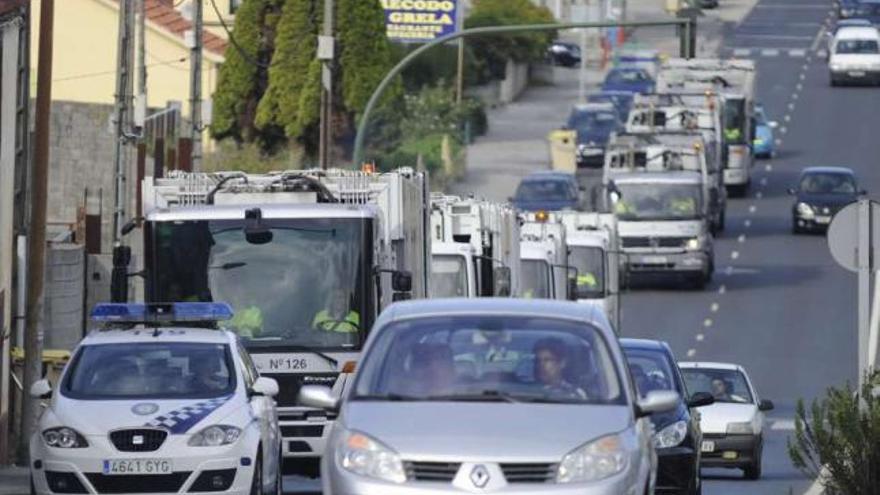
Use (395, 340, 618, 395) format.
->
(201, 0, 236, 40)
(30, 0, 222, 119)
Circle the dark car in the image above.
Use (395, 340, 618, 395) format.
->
(621, 339, 714, 495)
(851, 0, 880, 23)
(547, 40, 581, 67)
(602, 67, 656, 95)
(587, 90, 636, 123)
(789, 167, 865, 234)
(511, 171, 582, 212)
(698, 0, 719, 8)
(566, 103, 623, 169)
(839, 0, 861, 17)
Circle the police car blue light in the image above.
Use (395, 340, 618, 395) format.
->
(90, 302, 234, 323)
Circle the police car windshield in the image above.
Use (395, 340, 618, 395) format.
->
(148, 218, 370, 351)
(63, 343, 235, 400)
(430, 254, 469, 298)
(353, 316, 625, 405)
(520, 259, 551, 299)
(614, 183, 703, 221)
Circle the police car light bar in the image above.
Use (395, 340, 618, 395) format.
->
(90, 302, 234, 324)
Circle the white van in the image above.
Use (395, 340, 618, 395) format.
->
(829, 26, 880, 85)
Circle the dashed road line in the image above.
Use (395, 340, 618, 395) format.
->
(703, 318, 713, 328)
(696, 334, 705, 342)
(710, 303, 719, 313)
(760, 177, 768, 187)
(756, 191, 763, 199)
(744, 219, 752, 228)
(718, 284, 727, 295)
(687, 349, 697, 358)
(771, 419, 796, 431)
(761, 48, 780, 57)
(737, 234, 747, 244)
(731, 251, 740, 260)
(749, 205, 757, 214)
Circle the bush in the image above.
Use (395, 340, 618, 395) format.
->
(788, 371, 880, 495)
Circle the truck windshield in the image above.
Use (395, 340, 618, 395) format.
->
(147, 218, 371, 351)
(614, 183, 703, 221)
(569, 246, 605, 297)
(723, 98, 747, 145)
(431, 254, 469, 298)
(520, 259, 551, 299)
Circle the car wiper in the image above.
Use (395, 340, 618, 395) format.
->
(426, 390, 522, 403)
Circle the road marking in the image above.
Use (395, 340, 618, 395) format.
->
(800, 73, 806, 80)
(756, 191, 764, 199)
(760, 177, 768, 186)
(738, 234, 746, 244)
(796, 82, 804, 91)
(780, 126, 788, 134)
(733, 48, 752, 57)
(749, 205, 757, 214)
(744, 219, 752, 228)
(704, 318, 713, 327)
(811, 25, 827, 53)
(710, 302, 719, 312)
(790, 49, 808, 58)
(784, 114, 792, 122)
(771, 419, 796, 431)
(731, 251, 740, 260)
(718, 284, 727, 295)
(725, 266, 734, 275)
(696, 333, 705, 342)
(817, 49, 828, 59)
(775, 138, 783, 147)
(765, 163, 773, 172)
(687, 349, 696, 357)
(792, 92, 800, 101)
(788, 102, 796, 111)
(761, 48, 780, 57)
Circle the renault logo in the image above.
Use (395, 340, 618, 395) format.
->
(470, 465, 490, 488)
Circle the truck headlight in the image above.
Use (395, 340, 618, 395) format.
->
(654, 420, 688, 449)
(797, 202, 815, 219)
(686, 237, 702, 250)
(43, 427, 88, 448)
(188, 425, 242, 447)
(830, 63, 843, 72)
(337, 430, 406, 483)
(726, 421, 755, 435)
(557, 433, 628, 483)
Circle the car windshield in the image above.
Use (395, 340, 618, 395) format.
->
(515, 179, 576, 202)
(569, 246, 605, 296)
(353, 316, 625, 405)
(799, 172, 857, 193)
(567, 110, 619, 133)
(836, 38, 880, 53)
(520, 259, 551, 299)
(607, 69, 649, 83)
(614, 183, 703, 220)
(431, 254, 469, 298)
(63, 343, 235, 399)
(682, 368, 754, 404)
(856, 4, 880, 16)
(623, 347, 680, 398)
(148, 218, 370, 350)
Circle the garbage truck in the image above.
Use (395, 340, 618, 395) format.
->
(519, 212, 575, 300)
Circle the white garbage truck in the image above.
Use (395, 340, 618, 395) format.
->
(519, 212, 575, 300)
(114, 168, 431, 474)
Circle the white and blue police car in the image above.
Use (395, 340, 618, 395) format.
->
(29, 303, 282, 495)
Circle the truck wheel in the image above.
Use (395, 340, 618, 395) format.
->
(744, 459, 762, 480)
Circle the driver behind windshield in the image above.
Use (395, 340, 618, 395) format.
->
(313, 288, 360, 334)
(711, 377, 746, 403)
(533, 338, 588, 400)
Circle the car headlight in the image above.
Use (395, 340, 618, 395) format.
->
(337, 430, 406, 484)
(685, 237, 703, 250)
(654, 420, 688, 449)
(557, 433, 628, 483)
(797, 202, 815, 219)
(830, 63, 844, 72)
(42, 427, 88, 448)
(188, 425, 242, 447)
(726, 421, 755, 435)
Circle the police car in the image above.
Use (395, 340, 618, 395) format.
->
(29, 303, 282, 495)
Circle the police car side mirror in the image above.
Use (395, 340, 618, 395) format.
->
(298, 385, 339, 411)
(30, 379, 52, 399)
(250, 377, 279, 398)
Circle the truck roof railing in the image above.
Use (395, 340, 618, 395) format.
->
(90, 302, 234, 327)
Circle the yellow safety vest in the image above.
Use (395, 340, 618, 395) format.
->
(577, 273, 598, 288)
(313, 310, 360, 333)
(229, 306, 263, 338)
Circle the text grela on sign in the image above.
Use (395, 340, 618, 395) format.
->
(382, 0, 456, 12)
(389, 12, 454, 24)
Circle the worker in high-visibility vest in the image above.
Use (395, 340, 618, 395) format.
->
(313, 289, 360, 333)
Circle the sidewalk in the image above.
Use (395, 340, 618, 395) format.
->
(0, 466, 28, 495)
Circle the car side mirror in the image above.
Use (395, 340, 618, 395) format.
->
(30, 379, 52, 399)
(250, 377, 279, 398)
(787, 187, 797, 195)
(567, 277, 578, 301)
(298, 385, 339, 411)
(758, 399, 775, 411)
(636, 390, 679, 417)
(687, 391, 715, 408)
(767, 121, 779, 129)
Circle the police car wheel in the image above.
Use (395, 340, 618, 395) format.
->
(251, 452, 263, 495)
(274, 447, 283, 495)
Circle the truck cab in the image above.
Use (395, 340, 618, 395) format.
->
(519, 214, 573, 300)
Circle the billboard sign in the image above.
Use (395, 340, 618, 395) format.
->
(382, 0, 460, 43)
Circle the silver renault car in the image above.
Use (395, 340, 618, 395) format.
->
(299, 298, 678, 494)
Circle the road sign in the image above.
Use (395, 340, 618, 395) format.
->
(828, 200, 880, 272)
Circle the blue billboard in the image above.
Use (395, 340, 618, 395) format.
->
(382, 0, 460, 43)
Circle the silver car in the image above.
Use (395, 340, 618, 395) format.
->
(299, 298, 678, 494)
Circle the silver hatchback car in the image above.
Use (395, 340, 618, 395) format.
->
(299, 298, 678, 495)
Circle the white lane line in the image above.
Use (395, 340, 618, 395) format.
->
(710, 302, 719, 312)
(738, 34, 814, 41)
(800, 73, 806, 80)
(756, 191, 764, 199)
(749, 205, 757, 214)
(744, 219, 752, 228)
(718, 284, 727, 295)
(704, 318, 713, 328)
(731, 251, 740, 260)
(725, 266, 734, 276)
(771, 419, 796, 431)
(784, 115, 792, 123)
(792, 92, 800, 101)
(687, 349, 697, 357)
(788, 102, 796, 111)
(796, 82, 804, 91)
(761, 48, 780, 57)
(760, 177, 768, 187)
(737, 234, 746, 244)
(780, 126, 788, 134)
(775, 138, 783, 146)
(733, 48, 752, 57)
(696, 333, 705, 342)
(817, 49, 828, 59)
(790, 49, 807, 58)
(765, 163, 773, 172)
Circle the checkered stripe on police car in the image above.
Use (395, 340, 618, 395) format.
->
(144, 396, 233, 434)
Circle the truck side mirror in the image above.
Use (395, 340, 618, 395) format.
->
(110, 244, 132, 303)
(493, 267, 512, 296)
(567, 277, 578, 301)
(392, 271, 412, 292)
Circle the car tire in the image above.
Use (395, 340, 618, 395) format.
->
(275, 447, 284, 495)
(251, 451, 264, 495)
(744, 441, 763, 480)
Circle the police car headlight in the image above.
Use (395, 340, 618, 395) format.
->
(654, 420, 688, 449)
(557, 433, 628, 483)
(337, 430, 406, 484)
(797, 202, 815, 219)
(188, 425, 242, 447)
(42, 427, 88, 448)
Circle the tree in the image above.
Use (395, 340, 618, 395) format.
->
(788, 371, 880, 495)
(210, 0, 281, 145)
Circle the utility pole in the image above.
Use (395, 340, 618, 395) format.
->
(190, 0, 203, 171)
(138, 0, 147, 109)
(20, 0, 54, 460)
(318, 0, 334, 169)
(112, 0, 134, 244)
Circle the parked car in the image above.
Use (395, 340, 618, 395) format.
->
(566, 103, 624, 169)
(512, 171, 583, 212)
(679, 362, 775, 480)
(300, 298, 679, 494)
(588, 91, 636, 123)
(622, 339, 714, 495)
(789, 166, 865, 233)
(752, 104, 778, 158)
(548, 40, 582, 67)
(602, 67, 656, 95)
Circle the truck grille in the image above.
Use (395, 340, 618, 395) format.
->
(109, 429, 167, 452)
(268, 372, 339, 408)
(622, 236, 691, 248)
(405, 461, 460, 482)
(500, 463, 557, 483)
(84, 473, 191, 494)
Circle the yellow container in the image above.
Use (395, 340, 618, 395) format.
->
(548, 129, 577, 173)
